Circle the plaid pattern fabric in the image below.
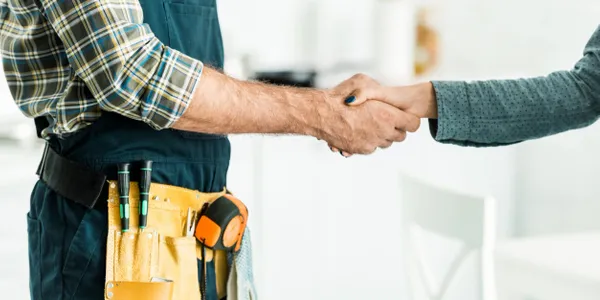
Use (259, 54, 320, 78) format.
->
(0, 0, 203, 136)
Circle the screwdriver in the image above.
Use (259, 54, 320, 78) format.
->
(139, 160, 153, 231)
(118, 163, 131, 232)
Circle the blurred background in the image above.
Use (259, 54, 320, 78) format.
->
(1, 0, 600, 299)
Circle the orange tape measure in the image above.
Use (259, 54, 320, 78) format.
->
(195, 194, 248, 252)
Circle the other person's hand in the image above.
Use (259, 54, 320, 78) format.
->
(344, 81, 437, 119)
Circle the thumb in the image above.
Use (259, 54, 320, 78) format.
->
(344, 86, 399, 107)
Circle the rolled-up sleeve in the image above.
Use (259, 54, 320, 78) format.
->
(39, 0, 202, 129)
(429, 25, 600, 147)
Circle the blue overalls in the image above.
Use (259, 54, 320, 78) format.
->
(26, 0, 241, 299)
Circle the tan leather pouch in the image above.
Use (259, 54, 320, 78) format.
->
(105, 281, 174, 300)
(105, 181, 229, 300)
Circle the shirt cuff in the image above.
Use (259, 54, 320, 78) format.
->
(143, 47, 204, 130)
(429, 81, 472, 142)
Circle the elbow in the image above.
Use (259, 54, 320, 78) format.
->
(96, 79, 176, 130)
(572, 73, 600, 124)
(84, 40, 175, 128)
(96, 82, 179, 130)
(76, 35, 198, 130)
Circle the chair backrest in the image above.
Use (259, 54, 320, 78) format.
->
(400, 174, 496, 300)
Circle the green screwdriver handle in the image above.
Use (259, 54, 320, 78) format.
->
(117, 163, 130, 232)
(139, 160, 153, 230)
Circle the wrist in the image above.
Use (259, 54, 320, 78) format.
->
(424, 82, 438, 119)
(299, 89, 330, 138)
(422, 82, 438, 119)
(275, 87, 329, 137)
(401, 82, 437, 119)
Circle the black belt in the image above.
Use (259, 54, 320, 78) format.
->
(37, 144, 108, 209)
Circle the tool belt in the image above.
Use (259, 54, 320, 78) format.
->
(36, 145, 239, 300)
(105, 181, 230, 300)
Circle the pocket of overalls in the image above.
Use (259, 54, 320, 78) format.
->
(61, 206, 108, 298)
(26, 213, 42, 300)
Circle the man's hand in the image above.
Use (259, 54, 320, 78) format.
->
(316, 74, 421, 154)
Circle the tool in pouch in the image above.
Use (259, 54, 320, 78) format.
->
(195, 194, 249, 252)
(139, 160, 152, 231)
(194, 193, 249, 300)
(117, 163, 131, 232)
(117, 161, 152, 233)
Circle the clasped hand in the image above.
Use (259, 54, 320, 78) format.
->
(317, 74, 433, 156)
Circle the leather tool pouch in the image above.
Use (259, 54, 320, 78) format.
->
(104, 181, 229, 300)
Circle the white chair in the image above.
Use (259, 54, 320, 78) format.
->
(400, 174, 497, 300)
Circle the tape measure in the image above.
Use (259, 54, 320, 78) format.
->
(195, 194, 248, 252)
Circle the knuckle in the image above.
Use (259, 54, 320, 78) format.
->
(353, 73, 366, 80)
(365, 144, 377, 154)
(397, 114, 420, 133)
(409, 117, 421, 132)
(358, 145, 371, 154)
(378, 109, 393, 123)
(352, 73, 370, 83)
(397, 131, 407, 142)
(383, 127, 396, 139)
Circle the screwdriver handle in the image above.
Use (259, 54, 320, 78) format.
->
(139, 160, 153, 230)
(118, 163, 131, 232)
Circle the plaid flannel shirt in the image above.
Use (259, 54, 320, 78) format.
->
(0, 0, 203, 137)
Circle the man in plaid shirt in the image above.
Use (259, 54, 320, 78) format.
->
(0, 0, 419, 299)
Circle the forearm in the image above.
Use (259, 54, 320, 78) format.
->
(428, 26, 600, 147)
(430, 73, 600, 147)
(173, 67, 325, 136)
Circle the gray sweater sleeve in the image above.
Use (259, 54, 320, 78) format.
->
(429, 25, 600, 147)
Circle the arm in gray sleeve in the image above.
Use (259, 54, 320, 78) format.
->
(429, 25, 600, 147)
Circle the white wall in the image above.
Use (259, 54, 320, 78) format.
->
(218, 0, 380, 71)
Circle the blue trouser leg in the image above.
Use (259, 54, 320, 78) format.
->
(27, 181, 107, 300)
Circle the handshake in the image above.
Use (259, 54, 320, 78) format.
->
(175, 69, 437, 153)
(314, 74, 437, 156)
